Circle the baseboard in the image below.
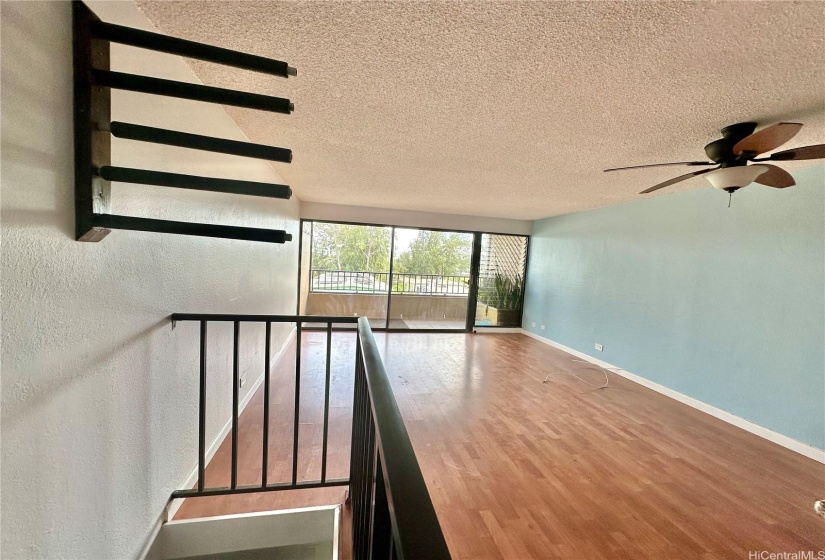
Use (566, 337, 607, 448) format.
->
(520, 329, 825, 464)
(163, 326, 298, 524)
(473, 327, 523, 333)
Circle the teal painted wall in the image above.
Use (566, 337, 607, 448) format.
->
(523, 165, 825, 449)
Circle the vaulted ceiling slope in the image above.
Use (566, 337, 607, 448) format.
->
(136, 1, 825, 220)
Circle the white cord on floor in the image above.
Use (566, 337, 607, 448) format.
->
(543, 359, 620, 390)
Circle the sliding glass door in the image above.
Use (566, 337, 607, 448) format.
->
(387, 228, 473, 330)
(299, 222, 392, 329)
(299, 221, 528, 331)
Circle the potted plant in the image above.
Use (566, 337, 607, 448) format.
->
(478, 272, 523, 326)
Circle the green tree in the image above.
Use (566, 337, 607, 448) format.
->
(311, 223, 391, 272)
(394, 231, 472, 275)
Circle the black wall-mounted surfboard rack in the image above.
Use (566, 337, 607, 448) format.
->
(73, 0, 296, 244)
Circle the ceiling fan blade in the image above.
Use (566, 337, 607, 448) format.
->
(761, 143, 825, 161)
(754, 164, 795, 188)
(605, 161, 714, 172)
(639, 168, 716, 194)
(733, 122, 803, 156)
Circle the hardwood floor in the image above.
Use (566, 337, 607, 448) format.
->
(175, 332, 825, 559)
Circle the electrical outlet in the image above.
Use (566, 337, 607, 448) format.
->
(540, 325, 546, 330)
(239, 376, 247, 388)
(531, 322, 536, 327)
(595, 343, 604, 352)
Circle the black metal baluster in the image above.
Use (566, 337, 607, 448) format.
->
(292, 321, 302, 485)
(262, 321, 271, 488)
(360, 370, 372, 558)
(355, 365, 374, 560)
(357, 376, 369, 560)
(198, 320, 207, 492)
(369, 448, 392, 559)
(231, 320, 240, 489)
(351, 342, 369, 560)
(361, 406, 376, 560)
(349, 345, 364, 557)
(321, 322, 332, 483)
(358, 334, 370, 559)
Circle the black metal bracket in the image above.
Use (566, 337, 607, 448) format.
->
(90, 69, 294, 114)
(90, 19, 297, 78)
(97, 167, 292, 199)
(73, 1, 296, 244)
(108, 122, 292, 163)
(94, 214, 292, 243)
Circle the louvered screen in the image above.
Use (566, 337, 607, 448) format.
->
(475, 234, 528, 327)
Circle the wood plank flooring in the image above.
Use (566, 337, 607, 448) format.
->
(175, 332, 825, 559)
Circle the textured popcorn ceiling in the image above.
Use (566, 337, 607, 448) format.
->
(136, 1, 825, 220)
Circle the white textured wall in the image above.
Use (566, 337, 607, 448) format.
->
(1, 1, 300, 558)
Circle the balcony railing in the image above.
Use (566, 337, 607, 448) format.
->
(310, 269, 470, 296)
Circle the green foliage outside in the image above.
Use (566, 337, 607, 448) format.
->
(394, 231, 472, 276)
(310, 223, 391, 272)
(310, 224, 472, 276)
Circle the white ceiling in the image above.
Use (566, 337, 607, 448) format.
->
(136, 1, 825, 220)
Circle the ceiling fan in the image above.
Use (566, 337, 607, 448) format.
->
(605, 122, 825, 205)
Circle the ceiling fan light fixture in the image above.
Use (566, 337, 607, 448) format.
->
(704, 165, 770, 192)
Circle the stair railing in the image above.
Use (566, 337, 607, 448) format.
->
(168, 314, 355, 498)
(167, 313, 451, 558)
(350, 317, 451, 559)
